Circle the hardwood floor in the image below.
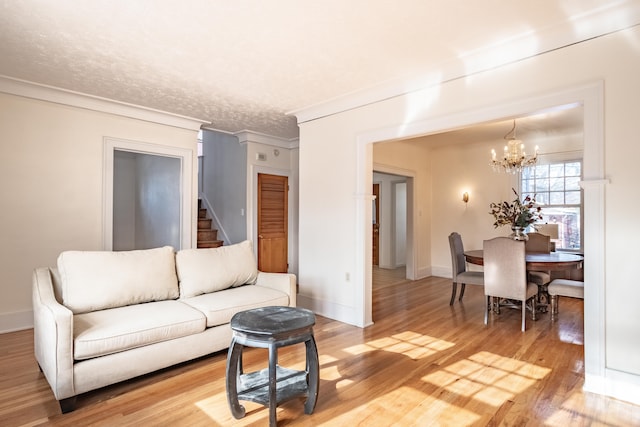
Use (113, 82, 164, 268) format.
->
(372, 265, 408, 289)
(2, 275, 640, 426)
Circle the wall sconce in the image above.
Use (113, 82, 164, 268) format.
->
(462, 192, 469, 204)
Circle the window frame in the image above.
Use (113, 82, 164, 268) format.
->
(520, 152, 584, 252)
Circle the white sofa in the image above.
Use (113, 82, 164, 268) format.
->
(32, 240, 296, 413)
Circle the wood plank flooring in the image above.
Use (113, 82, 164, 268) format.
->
(2, 274, 640, 426)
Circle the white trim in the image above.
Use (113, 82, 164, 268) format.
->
(103, 137, 195, 250)
(235, 130, 300, 150)
(536, 150, 583, 164)
(288, 2, 640, 124)
(585, 368, 640, 407)
(0, 310, 33, 333)
(430, 266, 451, 278)
(580, 177, 608, 385)
(354, 80, 609, 398)
(0, 75, 209, 131)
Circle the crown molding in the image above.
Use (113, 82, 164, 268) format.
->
(234, 130, 299, 149)
(0, 75, 209, 131)
(288, 2, 640, 125)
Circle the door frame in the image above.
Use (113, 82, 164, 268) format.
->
(372, 183, 380, 266)
(249, 165, 291, 270)
(355, 81, 606, 397)
(103, 137, 195, 250)
(373, 164, 416, 280)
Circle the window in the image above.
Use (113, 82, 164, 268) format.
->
(522, 160, 582, 251)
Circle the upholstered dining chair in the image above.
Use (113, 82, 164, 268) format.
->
(548, 279, 584, 320)
(525, 232, 552, 288)
(483, 237, 538, 331)
(448, 232, 484, 305)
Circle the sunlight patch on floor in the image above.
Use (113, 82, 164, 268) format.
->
(319, 353, 338, 364)
(343, 332, 455, 359)
(559, 329, 584, 345)
(321, 385, 482, 427)
(320, 364, 342, 381)
(422, 351, 551, 407)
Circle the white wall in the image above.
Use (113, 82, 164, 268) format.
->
(0, 91, 198, 332)
(297, 27, 640, 402)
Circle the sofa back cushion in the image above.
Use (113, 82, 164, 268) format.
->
(176, 240, 258, 298)
(57, 246, 179, 314)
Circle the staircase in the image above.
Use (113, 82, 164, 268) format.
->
(197, 200, 223, 248)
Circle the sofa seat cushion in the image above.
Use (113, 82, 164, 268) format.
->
(176, 240, 258, 298)
(73, 300, 205, 360)
(180, 284, 289, 328)
(58, 246, 179, 314)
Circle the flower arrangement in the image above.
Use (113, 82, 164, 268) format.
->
(489, 188, 543, 229)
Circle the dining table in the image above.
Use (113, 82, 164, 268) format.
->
(463, 250, 584, 272)
(464, 249, 584, 311)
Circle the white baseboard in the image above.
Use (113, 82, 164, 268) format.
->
(0, 310, 33, 333)
(585, 369, 640, 406)
(429, 266, 450, 278)
(297, 294, 371, 327)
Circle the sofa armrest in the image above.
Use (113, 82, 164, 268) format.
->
(254, 272, 297, 307)
(32, 267, 75, 401)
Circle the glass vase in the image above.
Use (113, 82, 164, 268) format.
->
(510, 226, 529, 241)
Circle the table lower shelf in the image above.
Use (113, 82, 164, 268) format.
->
(237, 365, 309, 407)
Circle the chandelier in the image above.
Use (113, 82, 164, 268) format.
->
(490, 120, 538, 174)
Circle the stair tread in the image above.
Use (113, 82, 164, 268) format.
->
(196, 202, 222, 248)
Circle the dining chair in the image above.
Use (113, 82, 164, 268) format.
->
(483, 237, 538, 331)
(525, 232, 552, 288)
(448, 232, 484, 305)
(548, 279, 584, 320)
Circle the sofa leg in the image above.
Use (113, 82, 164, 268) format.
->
(59, 397, 77, 414)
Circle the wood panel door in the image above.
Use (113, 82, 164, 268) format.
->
(373, 183, 380, 266)
(257, 173, 288, 272)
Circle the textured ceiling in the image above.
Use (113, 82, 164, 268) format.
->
(0, 1, 638, 139)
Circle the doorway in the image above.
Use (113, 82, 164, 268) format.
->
(372, 183, 380, 266)
(103, 137, 195, 251)
(257, 173, 289, 272)
(356, 82, 604, 394)
(372, 171, 411, 286)
(113, 150, 181, 250)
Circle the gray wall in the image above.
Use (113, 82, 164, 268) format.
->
(113, 150, 181, 250)
(201, 130, 247, 244)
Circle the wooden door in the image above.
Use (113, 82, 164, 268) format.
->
(257, 173, 288, 272)
(373, 183, 380, 266)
